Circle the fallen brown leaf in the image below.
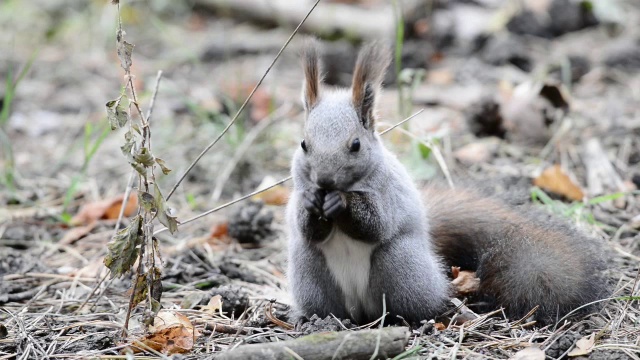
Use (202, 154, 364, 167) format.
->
(200, 295, 223, 315)
(434, 322, 446, 331)
(209, 222, 229, 239)
(251, 181, 290, 206)
(568, 333, 595, 357)
(70, 192, 138, 226)
(133, 311, 199, 355)
(533, 165, 584, 201)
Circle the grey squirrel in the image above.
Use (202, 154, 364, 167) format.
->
(286, 40, 607, 326)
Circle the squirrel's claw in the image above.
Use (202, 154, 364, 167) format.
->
(323, 190, 346, 219)
(303, 189, 325, 218)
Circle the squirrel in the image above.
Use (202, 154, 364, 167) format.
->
(286, 39, 607, 326)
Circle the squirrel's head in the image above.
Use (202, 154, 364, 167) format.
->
(294, 39, 391, 191)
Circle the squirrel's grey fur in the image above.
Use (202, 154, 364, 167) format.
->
(286, 39, 607, 325)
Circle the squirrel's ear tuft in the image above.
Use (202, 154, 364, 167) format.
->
(351, 42, 391, 130)
(301, 38, 321, 111)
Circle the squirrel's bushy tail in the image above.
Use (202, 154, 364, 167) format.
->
(424, 185, 608, 324)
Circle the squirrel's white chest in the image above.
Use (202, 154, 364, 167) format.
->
(318, 228, 377, 320)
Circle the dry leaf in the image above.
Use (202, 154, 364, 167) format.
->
(106, 98, 130, 130)
(451, 269, 480, 296)
(200, 295, 223, 315)
(533, 165, 584, 201)
(252, 185, 289, 205)
(70, 193, 138, 226)
(104, 215, 143, 279)
(434, 322, 446, 331)
(149, 311, 198, 334)
(568, 333, 595, 357)
(251, 177, 290, 205)
(510, 346, 545, 360)
(450, 298, 479, 325)
(209, 222, 228, 239)
(116, 29, 134, 72)
(134, 311, 200, 355)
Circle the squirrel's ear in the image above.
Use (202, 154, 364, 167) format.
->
(301, 38, 321, 111)
(351, 42, 391, 130)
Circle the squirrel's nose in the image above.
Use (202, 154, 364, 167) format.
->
(316, 176, 335, 190)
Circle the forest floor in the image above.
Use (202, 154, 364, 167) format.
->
(1, 0, 639, 359)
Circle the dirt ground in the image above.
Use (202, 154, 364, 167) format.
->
(1, 0, 639, 359)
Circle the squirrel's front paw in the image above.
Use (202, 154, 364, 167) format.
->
(323, 190, 346, 219)
(303, 189, 325, 218)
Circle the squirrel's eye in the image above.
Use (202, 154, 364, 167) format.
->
(301, 139, 307, 152)
(350, 138, 360, 152)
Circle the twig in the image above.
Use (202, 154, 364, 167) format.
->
(211, 104, 291, 202)
(74, 272, 108, 315)
(424, 137, 454, 189)
(265, 301, 294, 330)
(0, 287, 43, 305)
(205, 322, 249, 335)
(165, 0, 321, 201)
(216, 326, 409, 360)
(383, 125, 454, 188)
(377, 109, 424, 136)
(123, 242, 145, 336)
(154, 177, 291, 236)
(510, 305, 539, 328)
(539, 116, 572, 160)
(76, 167, 136, 314)
(145, 70, 163, 122)
(553, 296, 624, 330)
